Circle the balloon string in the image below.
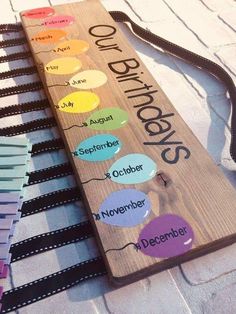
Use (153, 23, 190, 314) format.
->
(92, 213, 100, 220)
(63, 124, 87, 131)
(25, 24, 42, 28)
(47, 82, 69, 88)
(105, 242, 138, 254)
(35, 50, 52, 55)
(81, 175, 109, 185)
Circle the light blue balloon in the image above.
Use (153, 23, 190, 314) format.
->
(107, 153, 157, 184)
(98, 189, 151, 227)
(75, 134, 121, 162)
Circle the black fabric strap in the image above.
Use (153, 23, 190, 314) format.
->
(110, 11, 236, 162)
(0, 66, 37, 80)
(0, 37, 27, 48)
(10, 221, 93, 262)
(0, 117, 56, 136)
(27, 163, 73, 186)
(21, 187, 81, 217)
(0, 99, 49, 118)
(0, 23, 23, 33)
(0, 82, 43, 98)
(1, 257, 107, 313)
(31, 138, 65, 156)
(0, 51, 32, 63)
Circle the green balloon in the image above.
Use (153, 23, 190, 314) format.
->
(86, 107, 128, 131)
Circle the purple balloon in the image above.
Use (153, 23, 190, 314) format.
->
(137, 214, 194, 258)
(98, 189, 151, 227)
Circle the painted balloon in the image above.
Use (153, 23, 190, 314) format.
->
(57, 91, 100, 113)
(137, 214, 194, 258)
(43, 15, 75, 28)
(31, 29, 66, 44)
(107, 153, 157, 184)
(97, 189, 151, 227)
(69, 70, 107, 89)
(85, 107, 128, 130)
(45, 57, 82, 75)
(22, 7, 55, 19)
(75, 134, 121, 162)
(53, 39, 89, 56)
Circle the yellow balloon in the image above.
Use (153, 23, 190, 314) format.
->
(53, 39, 89, 56)
(58, 91, 100, 113)
(45, 57, 82, 75)
(69, 70, 107, 89)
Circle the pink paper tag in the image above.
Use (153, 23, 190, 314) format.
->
(0, 203, 20, 214)
(0, 265, 8, 279)
(0, 193, 20, 203)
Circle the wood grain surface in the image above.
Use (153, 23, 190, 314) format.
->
(21, 0, 236, 285)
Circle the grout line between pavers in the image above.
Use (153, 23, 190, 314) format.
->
(161, 0, 208, 48)
(168, 269, 193, 313)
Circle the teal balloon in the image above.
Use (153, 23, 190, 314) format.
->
(107, 153, 157, 184)
(75, 134, 121, 162)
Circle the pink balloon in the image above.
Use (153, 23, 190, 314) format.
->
(43, 15, 75, 28)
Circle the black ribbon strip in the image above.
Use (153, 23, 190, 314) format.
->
(0, 82, 43, 98)
(31, 138, 65, 156)
(0, 99, 49, 118)
(21, 187, 81, 217)
(0, 117, 56, 136)
(1, 257, 107, 313)
(10, 221, 93, 262)
(0, 51, 32, 63)
(27, 163, 73, 186)
(0, 37, 27, 48)
(110, 11, 236, 162)
(0, 23, 23, 33)
(0, 66, 37, 80)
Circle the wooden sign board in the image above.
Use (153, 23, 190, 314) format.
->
(21, 0, 236, 285)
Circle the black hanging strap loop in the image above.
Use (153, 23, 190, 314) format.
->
(0, 23, 23, 33)
(0, 51, 32, 63)
(0, 99, 49, 118)
(10, 221, 93, 262)
(0, 37, 27, 48)
(31, 138, 65, 156)
(27, 163, 74, 186)
(110, 11, 236, 162)
(1, 257, 107, 313)
(0, 66, 37, 80)
(0, 82, 43, 98)
(21, 187, 81, 217)
(0, 117, 56, 136)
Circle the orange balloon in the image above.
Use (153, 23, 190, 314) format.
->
(53, 39, 89, 56)
(31, 29, 67, 44)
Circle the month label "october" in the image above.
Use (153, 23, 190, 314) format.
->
(106, 164, 143, 178)
(107, 153, 157, 184)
